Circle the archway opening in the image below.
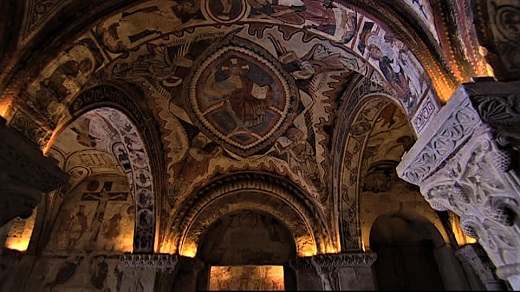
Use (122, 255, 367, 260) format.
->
(370, 214, 445, 291)
(197, 210, 297, 291)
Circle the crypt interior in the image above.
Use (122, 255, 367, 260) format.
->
(0, 0, 519, 291)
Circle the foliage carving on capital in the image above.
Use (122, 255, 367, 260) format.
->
(425, 183, 469, 213)
(420, 130, 520, 268)
(312, 252, 377, 267)
(289, 257, 315, 271)
(460, 219, 480, 239)
(400, 100, 480, 184)
(472, 93, 520, 155)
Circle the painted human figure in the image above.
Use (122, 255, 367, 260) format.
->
(90, 255, 109, 291)
(367, 43, 414, 110)
(171, 135, 221, 194)
(65, 204, 90, 250)
(203, 58, 272, 128)
(40, 59, 93, 101)
(102, 213, 122, 240)
(277, 127, 321, 186)
(249, 0, 336, 35)
(269, 37, 353, 93)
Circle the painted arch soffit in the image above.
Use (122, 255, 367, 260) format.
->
(48, 107, 156, 253)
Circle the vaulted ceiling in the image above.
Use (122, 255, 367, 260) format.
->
(0, 0, 506, 254)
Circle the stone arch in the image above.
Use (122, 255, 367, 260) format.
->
(197, 209, 298, 265)
(370, 211, 446, 250)
(166, 172, 334, 257)
(53, 82, 165, 253)
(332, 75, 405, 251)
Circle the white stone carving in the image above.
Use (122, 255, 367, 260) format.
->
(397, 80, 520, 290)
(120, 253, 179, 273)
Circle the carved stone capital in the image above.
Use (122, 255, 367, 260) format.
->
(456, 244, 501, 282)
(290, 252, 377, 272)
(0, 116, 68, 227)
(119, 253, 179, 273)
(289, 257, 315, 272)
(397, 79, 520, 290)
(471, 91, 520, 154)
(312, 252, 377, 268)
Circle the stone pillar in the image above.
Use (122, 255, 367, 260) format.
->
(290, 252, 377, 291)
(172, 256, 204, 292)
(397, 79, 520, 290)
(0, 116, 68, 228)
(290, 256, 324, 290)
(0, 249, 24, 291)
(456, 243, 507, 290)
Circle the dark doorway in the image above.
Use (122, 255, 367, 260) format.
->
(370, 215, 445, 290)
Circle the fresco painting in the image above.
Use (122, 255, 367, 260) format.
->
(22, 255, 154, 292)
(18, 1, 434, 258)
(209, 265, 284, 291)
(45, 176, 134, 254)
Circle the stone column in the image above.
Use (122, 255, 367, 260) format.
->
(397, 79, 520, 290)
(290, 256, 324, 290)
(0, 116, 68, 228)
(456, 243, 507, 290)
(290, 252, 377, 291)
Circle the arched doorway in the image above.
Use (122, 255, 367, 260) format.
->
(196, 210, 297, 291)
(370, 214, 445, 290)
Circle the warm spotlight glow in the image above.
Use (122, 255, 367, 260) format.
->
(466, 237, 477, 244)
(42, 129, 59, 155)
(5, 240, 30, 251)
(485, 64, 495, 78)
(449, 213, 477, 246)
(436, 83, 455, 103)
(0, 98, 12, 118)
(180, 243, 198, 258)
(5, 211, 37, 252)
(326, 245, 339, 253)
(299, 245, 317, 257)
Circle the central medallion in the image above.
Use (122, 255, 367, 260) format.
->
(186, 37, 298, 157)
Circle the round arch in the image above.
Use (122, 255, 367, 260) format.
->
(332, 75, 405, 251)
(51, 82, 165, 253)
(165, 172, 335, 257)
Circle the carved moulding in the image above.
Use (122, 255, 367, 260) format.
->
(167, 172, 334, 256)
(289, 253, 377, 274)
(289, 252, 377, 291)
(396, 79, 520, 288)
(311, 252, 377, 267)
(456, 243, 507, 290)
(332, 74, 394, 251)
(120, 253, 179, 273)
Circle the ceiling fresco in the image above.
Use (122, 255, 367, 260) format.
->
(9, 0, 443, 253)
